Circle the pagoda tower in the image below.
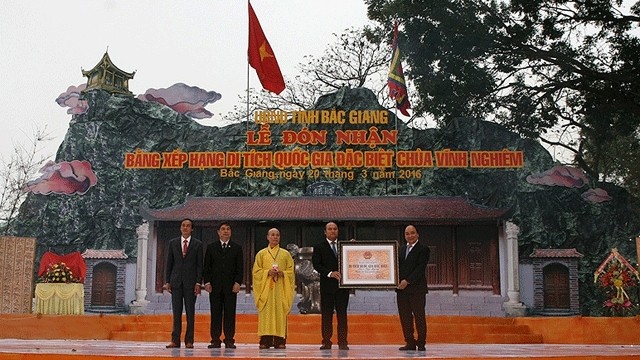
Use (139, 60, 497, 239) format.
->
(82, 52, 135, 95)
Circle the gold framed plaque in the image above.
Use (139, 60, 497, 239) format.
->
(338, 241, 398, 288)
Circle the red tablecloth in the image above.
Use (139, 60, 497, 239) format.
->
(38, 251, 86, 282)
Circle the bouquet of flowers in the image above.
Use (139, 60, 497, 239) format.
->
(38, 262, 82, 283)
(595, 250, 639, 316)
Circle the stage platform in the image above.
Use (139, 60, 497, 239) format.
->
(1, 339, 639, 360)
(2, 314, 640, 359)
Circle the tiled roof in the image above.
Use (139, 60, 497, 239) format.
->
(81, 249, 128, 259)
(529, 248, 583, 258)
(141, 196, 510, 224)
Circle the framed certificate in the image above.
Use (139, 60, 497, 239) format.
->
(338, 241, 398, 288)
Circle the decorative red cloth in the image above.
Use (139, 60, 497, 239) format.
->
(38, 251, 87, 282)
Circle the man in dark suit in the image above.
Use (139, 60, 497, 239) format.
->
(396, 225, 430, 351)
(312, 222, 350, 350)
(164, 218, 203, 349)
(202, 222, 244, 349)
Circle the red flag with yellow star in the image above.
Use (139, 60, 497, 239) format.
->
(248, 2, 285, 94)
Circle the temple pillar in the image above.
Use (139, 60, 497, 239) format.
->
(130, 222, 150, 314)
(503, 221, 527, 316)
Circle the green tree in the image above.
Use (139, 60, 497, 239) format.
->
(366, 0, 640, 193)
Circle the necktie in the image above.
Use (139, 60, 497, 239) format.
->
(182, 239, 188, 257)
(222, 243, 227, 250)
(405, 244, 412, 259)
(331, 241, 337, 256)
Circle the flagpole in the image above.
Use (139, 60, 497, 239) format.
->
(395, 108, 398, 195)
(245, 0, 251, 197)
(246, 31, 250, 137)
(246, 0, 251, 129)
(246, 59, 250, 130)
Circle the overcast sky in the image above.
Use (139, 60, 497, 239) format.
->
(0, 0, 371, 161)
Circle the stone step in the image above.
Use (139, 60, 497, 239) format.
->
(120, 320, 530, 335)
(109, 330, 543, 344)
(110, 314, 542, 344)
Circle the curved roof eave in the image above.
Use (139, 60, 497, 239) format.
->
(140, 195, 511, 224)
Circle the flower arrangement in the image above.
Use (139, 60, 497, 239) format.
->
(38, 262, 82, 283)
(594, 249, 639, 316)
(599, 261, 635, 309)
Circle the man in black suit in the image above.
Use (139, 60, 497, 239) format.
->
(164, 218, 203, 349)
(396, 225, 430, 351)
(312, 222, 350, 350)
(203, 222, 244, 349)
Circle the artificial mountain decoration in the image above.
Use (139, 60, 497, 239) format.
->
(10, 87, 640, 314)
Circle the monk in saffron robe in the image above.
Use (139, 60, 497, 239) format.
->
(252, 228, 295, 349)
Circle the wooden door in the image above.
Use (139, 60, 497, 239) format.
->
(456, 226, 494, 289)
(155, 225, 176, 293)
(91, 262, 116, 306)
(543, 263, 570, 309)
(423, 226, 453, 287)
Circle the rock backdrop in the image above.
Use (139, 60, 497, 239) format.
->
(12, 87, 640, 315)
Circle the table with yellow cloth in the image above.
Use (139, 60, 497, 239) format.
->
(35, 283, 84, 315)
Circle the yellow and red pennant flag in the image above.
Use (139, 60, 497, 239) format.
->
(387, 22, 411, 116)
(248, 2, 285, 94)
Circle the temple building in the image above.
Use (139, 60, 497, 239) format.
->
(82, 52, 135, 95)
(127, 195, 528, 317)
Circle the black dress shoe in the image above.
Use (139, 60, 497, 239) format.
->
(338, 344, 349, 350)
(399, 344, 416, 351)
(207, 342, 221, 349)
(417, 345, 426, 351)
(319, 344, 331, 350)
(259, 344, 269, 349)
(225, 343, 237, 349)
(185, 343, 194, 349)
(165, 342, 180, 348)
